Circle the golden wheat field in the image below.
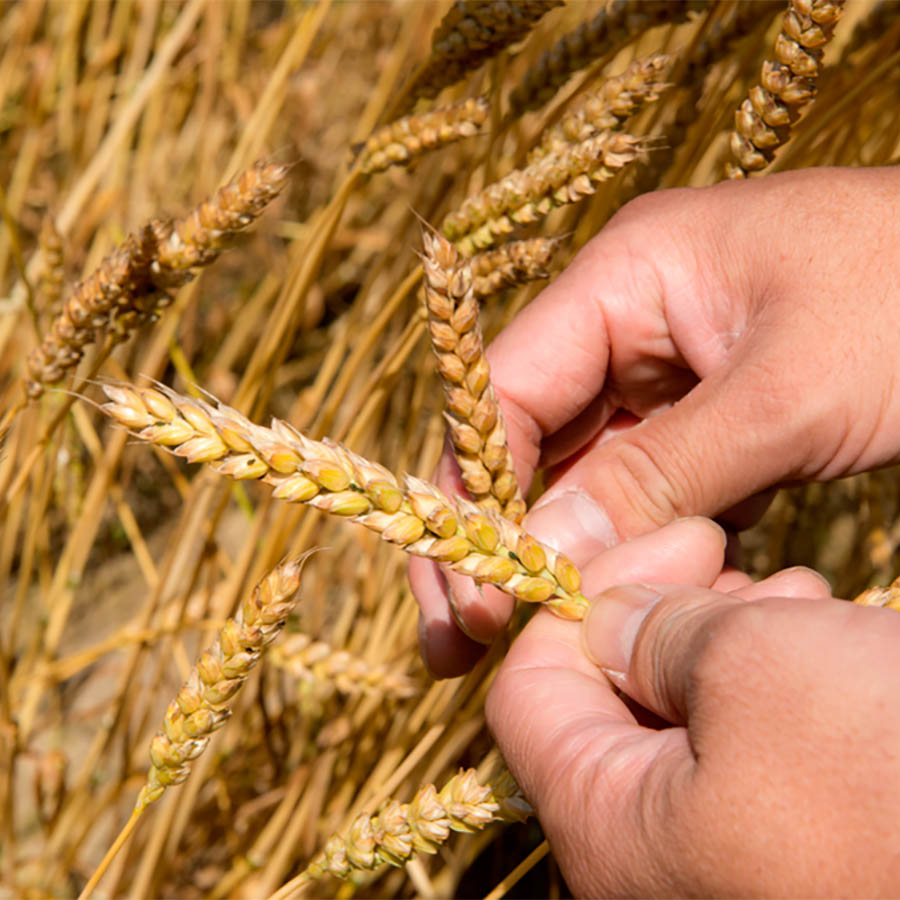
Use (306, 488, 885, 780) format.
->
(2, 0, 900, 897)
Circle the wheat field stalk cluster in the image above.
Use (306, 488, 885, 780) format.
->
(2, 1, 900, 898)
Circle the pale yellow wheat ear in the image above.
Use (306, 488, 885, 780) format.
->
(78, 556, 309, 900)
(26, 159, 287, 399)
(727, 0, 846, 179)
(421, 229, 526, 522)
(394, 0, 563, 116)
(297, 765, 530, 885)
(97, 381, 588, 619)
(443, 130, 644, 255)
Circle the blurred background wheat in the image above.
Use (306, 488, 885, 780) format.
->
(2, 0, 900, 897)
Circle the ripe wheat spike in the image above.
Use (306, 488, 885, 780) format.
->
(469, 235, 564, 299)
(422, 230, 526, 521)
(98, 381, 588, 619)
(728, 0, 845, 178)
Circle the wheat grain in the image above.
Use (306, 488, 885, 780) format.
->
(422, 230, 525, 521)
(359, 96, 490, 174)
(854, 576, 900, 611)
(97, 381, 588, 619)
(469, 235, 563, 299)
(301, 766, 530, 881)
(728, 0, 845, 178)
(135, 556, 305, 811)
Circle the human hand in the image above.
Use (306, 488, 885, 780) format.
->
(411, 166, 900, 676)
(487, 518, 900, 897)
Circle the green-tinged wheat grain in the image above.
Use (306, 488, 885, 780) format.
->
(728, 0, 846, 178)
(422, 230, 526, 521)
(97, 381, 588, 619)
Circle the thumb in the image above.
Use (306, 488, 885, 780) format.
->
(537, 353, 814, 539)
(583, 582, 744, 725)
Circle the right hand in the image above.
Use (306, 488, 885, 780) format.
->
(410, 165, 900, 677)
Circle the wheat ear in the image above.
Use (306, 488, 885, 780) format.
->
(135, 556, 306, 811)
(300, 766, 530, 882)
(728, 0, 845, 179)
(358, 96, 490, 174)
(469, 235, 563, 300)
(422, 230, 526, 521)
(443, 131, 643, 255)
(26, 160, 287, 399)
(528, 54, 671, 164)
(269, 633, 419, 700)
(397, 0, 562, 114)
(507, 0, 699, 118)
(97, 382, 588, 619)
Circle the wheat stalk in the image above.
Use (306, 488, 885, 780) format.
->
(136, 556, 306, 811)
(97, 381, 588, 619)
(728, 0, 845, 178)
(422, 230, 526, 521)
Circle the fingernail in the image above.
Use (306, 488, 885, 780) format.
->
(526, 489, 620, 567)
(583, 584, 662, 675)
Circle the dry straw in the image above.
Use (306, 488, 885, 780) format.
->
(98, 381, 588, 619)
(422, 230, 526, 520)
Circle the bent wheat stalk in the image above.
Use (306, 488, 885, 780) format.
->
(97, 381, 588, 619)
(422, 230, 526, 521)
